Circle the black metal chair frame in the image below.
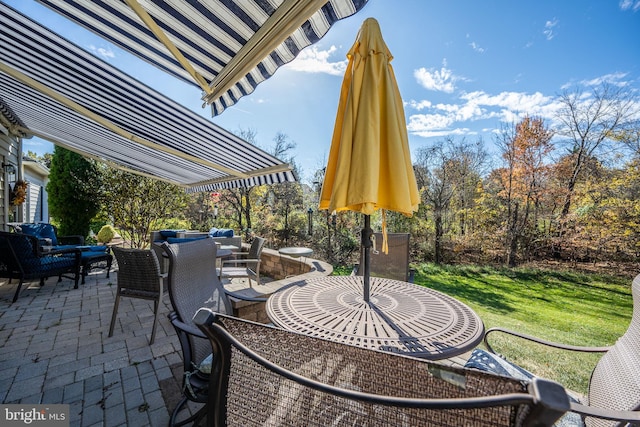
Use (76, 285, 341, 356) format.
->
(0, 231, 81, 302)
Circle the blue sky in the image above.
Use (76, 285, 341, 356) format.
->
(8, 0, 640, 183)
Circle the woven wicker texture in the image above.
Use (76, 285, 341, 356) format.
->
(356, 232, 411, 282)
(164, 238, 231, 365)
(109, 246, 164, 344)
(208, 314, 534, 427)
(586, 274, 640, 427)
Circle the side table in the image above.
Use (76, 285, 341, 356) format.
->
(278, 247, 313, 278)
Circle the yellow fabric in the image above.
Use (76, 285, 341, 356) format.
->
(319, 17, 419, 219)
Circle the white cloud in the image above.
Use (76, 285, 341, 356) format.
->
(581, 72, 630, 87)
(88, 45, 115, 59)
(619, 0, 640, 12)
(284, 45, 347, 76)
(414, 65, 460, 93)
(407, 99, 432, 110)
(469, 42, 485, 53)
(405, 90, 562, 138)
(543, 18, 559, 41)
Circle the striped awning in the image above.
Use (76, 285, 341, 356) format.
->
(0, 3, 296, 190)
(37, 0, 369, 116)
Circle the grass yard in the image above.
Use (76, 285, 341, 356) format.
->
(412, 263, 634, 395)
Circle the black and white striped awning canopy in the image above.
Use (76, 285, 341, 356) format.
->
(1, 3, 300, 191)
(0, 1, 368, 190)
(37, 0, 369, 116)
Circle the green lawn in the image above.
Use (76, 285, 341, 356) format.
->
(412, 263, 634, 395)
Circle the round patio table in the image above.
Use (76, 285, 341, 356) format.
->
(267, 276, 484, 360)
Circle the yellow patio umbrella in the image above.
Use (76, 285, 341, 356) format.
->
(319, 17, 420, 301)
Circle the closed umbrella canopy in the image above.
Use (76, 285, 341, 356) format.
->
(319, 18, 419, 300)
(319, 17, 419, 216)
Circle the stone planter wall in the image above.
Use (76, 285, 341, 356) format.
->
(229, 246, 333, 323)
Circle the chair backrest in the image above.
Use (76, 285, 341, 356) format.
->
(357, 232, 411, 282)
(162, 238, 232, 364)
(111, 246, 162, 294)
(194, 310, 569, 427)
(247, 236, 265, 259)
(585, 274, 640, 426)
(0, 232, 37, 272)
(16, 223, 59, 246)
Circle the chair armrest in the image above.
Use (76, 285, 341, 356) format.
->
(42, 246, 82, 258)
(171, 316, 207, 339)
(570, 402, 640, 424)
(484, 327, 611, 355)
(224, 289, 267, 303)
(228, 251, 250, 260)
(222, 258, 260, 267)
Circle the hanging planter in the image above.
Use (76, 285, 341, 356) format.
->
(10, 180, 28, 206)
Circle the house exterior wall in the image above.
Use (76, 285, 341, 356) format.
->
(0, 132, 20, 230)
(23, 160, 49, 223)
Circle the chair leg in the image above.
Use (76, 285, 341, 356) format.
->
(106, 257, 112, 279)
(73, 265, 80, 289)
(12, 279, 24, 303)
(170, 396, 207, 427)
(108, 293, 121, 337)
(150, 298, 159, 345)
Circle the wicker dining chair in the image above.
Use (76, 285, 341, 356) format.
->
(194, 309, 572, 427)
(354, 232, 415, 282)
(218, 237, 265, 287)
(467, 273, 640, 426)
(108, 246, 166, 345)
(161, 238, 267, 427)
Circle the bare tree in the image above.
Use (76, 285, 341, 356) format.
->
(266, 132, 302, 245)
(555, 82, 640, 216)
(415, 138, 457, 264)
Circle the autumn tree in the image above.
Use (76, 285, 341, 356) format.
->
(496, 117, 553, 266)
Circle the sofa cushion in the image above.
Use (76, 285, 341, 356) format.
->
(217, 228, 234, 237)
(166, 236, 207, 244)
(20, 223, 58, 246)
(209, 228, 234, 237)
(159, 229, 183, 238)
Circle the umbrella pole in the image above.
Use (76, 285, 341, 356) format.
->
(362, 214, 373, 302)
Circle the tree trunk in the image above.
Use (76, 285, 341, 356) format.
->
(507, 202, 520, 267)
(434, 207, 443, 264)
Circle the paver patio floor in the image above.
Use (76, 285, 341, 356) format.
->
(0, 266, 190, 427)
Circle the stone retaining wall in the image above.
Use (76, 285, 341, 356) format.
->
(229, 246, 333, 324)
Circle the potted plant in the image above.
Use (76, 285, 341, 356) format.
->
(97, 225, 116, 245)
